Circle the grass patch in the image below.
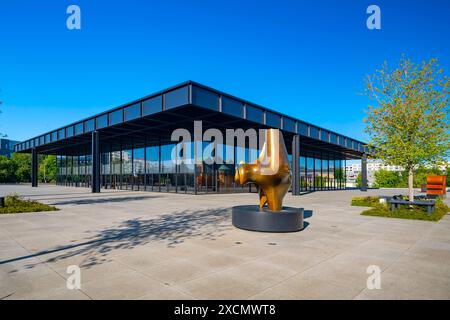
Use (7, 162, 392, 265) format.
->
(0, 194, 59, 214)
(358, 198, 449, 221)
(351, 196, 380, 207)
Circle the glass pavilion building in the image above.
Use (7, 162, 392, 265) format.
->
(15, 81, 369, 195)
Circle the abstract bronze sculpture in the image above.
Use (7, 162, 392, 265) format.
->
(232, 129, 304, 232)
(235, 129, 291, 211)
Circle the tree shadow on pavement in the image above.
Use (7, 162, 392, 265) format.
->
(3, 208, 232, 271)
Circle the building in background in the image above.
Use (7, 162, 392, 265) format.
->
(346, 161, 405, 187)
(0, 138, 20, 158)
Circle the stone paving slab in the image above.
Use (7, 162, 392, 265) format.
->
(0, 184, 449, 300)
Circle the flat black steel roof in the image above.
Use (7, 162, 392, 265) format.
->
(14, 81, 368, 159)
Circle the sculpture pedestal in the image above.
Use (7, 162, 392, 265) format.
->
(232, 205, 304, 232)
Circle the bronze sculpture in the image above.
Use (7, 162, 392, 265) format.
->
(235, 129, 292, 211)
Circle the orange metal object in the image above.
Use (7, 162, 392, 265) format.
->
(426, 176, 447, 196)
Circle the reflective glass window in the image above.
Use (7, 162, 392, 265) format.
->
(52, 131, 58, 141)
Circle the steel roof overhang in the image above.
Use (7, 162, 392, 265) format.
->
(15, 81, 369, 160)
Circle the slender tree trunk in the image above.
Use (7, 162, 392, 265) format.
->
(408, 168, 414, 203)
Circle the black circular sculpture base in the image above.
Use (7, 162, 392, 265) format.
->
(232, 205, 304, 232)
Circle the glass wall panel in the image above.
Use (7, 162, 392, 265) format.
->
(306, 157, 314, 190)
(146, 144, 160, 191)
(66, 156, 73, 186)
(161, 144, 177, 192)
(111, 151, 121, 189)
(192, 87, 218, 110)
(329, 159, 335, 189)
(122, 149, 132, 190)
(314, 158, 322, 189)
(133, 147, 145, 190)
(143, 96, 162, 115)
(79, 155, 86, 187)
(85, 154, 92, 188)
(72, 156, 79, 186)
(165, 86, 189, 110)
(300, 156, 306, 191)
(101, 152, 110, 189)
(52, 131, 58, 141)
(322, 159, 329, 189)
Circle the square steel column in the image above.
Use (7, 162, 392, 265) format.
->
(31, 148, 38, 187)
(291, 135, 300, 195)
(361, 153, 368, 191)
(92, 131, 101, 193)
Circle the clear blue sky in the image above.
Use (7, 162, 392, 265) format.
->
(1, 0, 449, 142)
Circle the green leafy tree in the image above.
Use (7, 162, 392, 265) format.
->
(356, 172, 362, 188)
(373, 169, 403, 188)
(365, 57, 450, 202)
(39, 155, 57, 183)
(446, 166, 450, 187)
(12, 153, 31, 182)
(0, 155, 16, 182)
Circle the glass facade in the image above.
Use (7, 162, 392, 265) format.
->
(56, 141, 347, 194)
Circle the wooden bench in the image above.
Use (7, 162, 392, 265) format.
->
(389, 199, 436, 215)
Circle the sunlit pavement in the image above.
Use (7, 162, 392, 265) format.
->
(1, 184, 449, 300)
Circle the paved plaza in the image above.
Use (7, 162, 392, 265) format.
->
(0, 184, 449, 300)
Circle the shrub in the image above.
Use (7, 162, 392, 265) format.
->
(351, 196, 380, 207)
(0, 194, 58, 214)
